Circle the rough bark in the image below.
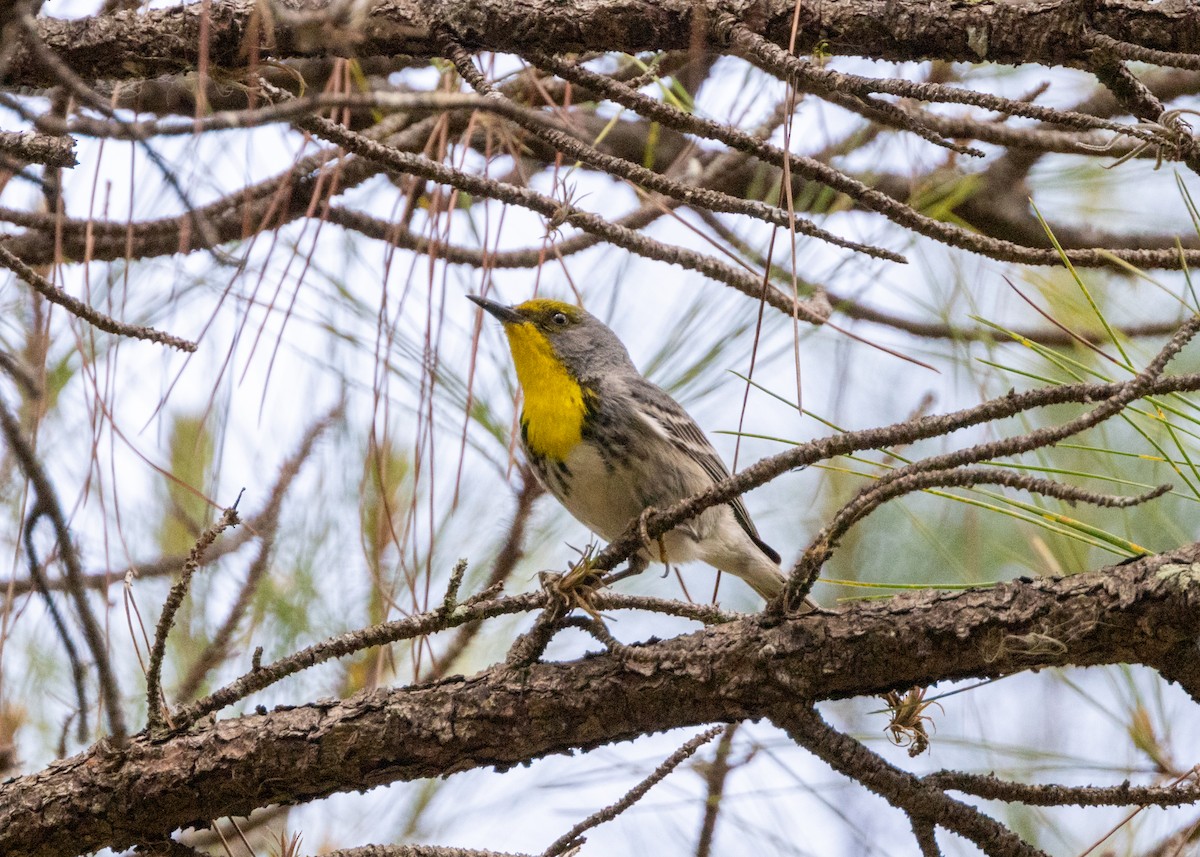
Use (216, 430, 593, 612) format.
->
(3, 546, 1199, 857)
(7, 0, 1200, 91)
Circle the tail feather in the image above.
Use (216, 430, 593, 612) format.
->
(739, 556, 786, 599)
(736, 552, 819, 612)
(695, 514, 818, 608)
(749, 531, 782, 565)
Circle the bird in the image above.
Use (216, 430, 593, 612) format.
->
(470, 294, 798, 602)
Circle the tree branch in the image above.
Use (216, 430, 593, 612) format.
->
(12, 1, 1200, 90)
(4, 546, 1200, 857)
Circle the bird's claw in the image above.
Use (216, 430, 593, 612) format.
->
(636, 506, 668, 564)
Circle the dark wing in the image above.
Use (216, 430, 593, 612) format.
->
(635, 383, 782, 564)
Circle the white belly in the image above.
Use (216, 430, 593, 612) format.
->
(545, 442, 712, 565)
(558, 442, 644, 540)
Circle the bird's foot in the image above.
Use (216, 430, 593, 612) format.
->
(636, 506, 669, 564)
(601, 552, 650, 587)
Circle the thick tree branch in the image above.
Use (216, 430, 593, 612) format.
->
(11, 1, 1200, 90)
(3, 547, 1200, 857)
(0, 130, 75, 167)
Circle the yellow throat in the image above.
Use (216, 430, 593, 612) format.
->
(501, 319, 590, 461)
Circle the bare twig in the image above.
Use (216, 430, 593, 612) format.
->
(503, 598, 570, 668)
(174, 407, 341, 701)
(695, 724, 738, 857)
(539, 726, 724, 857)
(910, 818, 943, 857)
(175, 589, 545, 727)
(801, 466, 1169, 583)
(146, 504, 242, 731)
(0, 395, 127, 742)
(0, 245, 196, 351)
(429, 471, 542, 679)
(1087, 31, 1200, 73)
(772, 706, 1048, 857)
(174, 586, 736, 727)
(784, 313, 1200, 608)
(21, 481, 90, 742)
(926, 769, 1200, 808)
(323, 845, 533, 857)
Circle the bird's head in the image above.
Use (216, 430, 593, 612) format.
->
(468, 295, 633, 383)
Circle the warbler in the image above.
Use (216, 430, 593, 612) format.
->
(470, 294, 792, 601)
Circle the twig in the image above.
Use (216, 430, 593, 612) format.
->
(146, 504, 242, 731)
(172, 584, 737, 728)
(22, 494, 90, 741)
(173, 523, 272, 704)
(429, 472, 541, 679)
(1090, 56, 1172, 124)
(564, 614, 629, 653)
(1087, 53, 1200, 170)
(441, 558, 470, 613)
(772, 706, 1048, 857)
(926, 769, 1200, 807)
(0, 244, 196, 351)
(504, 600, 569, 668)
(1074, 766, 1200, 857)
(795, 467, 1170, 588)
(695, 724, 738, 857)
(174, 406, 341, 701)
(0, 350, 41, 398)
(1086, 31, 1200, 73)
(174, 589, 547, 727)
(910, 818, 943, 857)
(594, 592, 737, 625)
(539, 726, 724, 857)
(0, 395, 127, 742)
(783, 313, 1200, 609)
(59, 92, 520, 139)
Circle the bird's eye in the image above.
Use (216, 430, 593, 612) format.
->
(551, 312, 569, 327)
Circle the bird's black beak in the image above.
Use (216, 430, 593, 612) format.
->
(468, 294, 523, 324)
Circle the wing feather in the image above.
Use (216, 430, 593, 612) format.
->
(633, 383, 781, 564)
